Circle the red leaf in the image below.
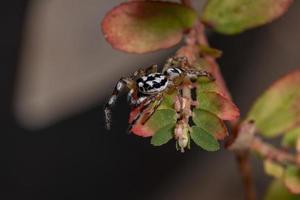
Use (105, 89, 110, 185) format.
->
(101, 1, 197, 53)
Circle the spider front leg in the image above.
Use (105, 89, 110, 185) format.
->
(104, 77, 135, 130)
(127, 90, 148, 108)
(163, 56, 189, 72)
(128, 94, 163, 132)
(140, 94, 164, 125)
(185, 69, 215, 82)
(132, 64, 158, 77)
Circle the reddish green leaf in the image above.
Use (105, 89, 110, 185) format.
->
(284, 165, 300, 194)
(247, 70, 300, 138)
(196, 91, 240, 121)
(282, 127, 300, 148)
(101, 1, 197, 53)
(193, 58, 239, 118)
(130, 108, 176, 137)
(193, 57, 230, 97)
(199, 45, 222, 58)
(264, 160, 284, 179)
(192, 109, 228, 140)
(201, 0, 293, 35)
(190, 126, 220, 151)
(264, 180, 300, 200)
(197, 80, 219, 93)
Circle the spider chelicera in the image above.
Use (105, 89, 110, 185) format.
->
(104, 56, 214, 132)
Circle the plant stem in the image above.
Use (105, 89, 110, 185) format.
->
(181, 0, 192, 7)
(227, 121, 257, 200)
(251, 136, 297, 165)
(176, 10, 258, 200)
(236, 151, 257, 200)
(196, 23, 233, 101)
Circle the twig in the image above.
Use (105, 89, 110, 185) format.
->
(174, 23, 198, 152)
(251, 136, 297, 166)
(180, 0, 192, 7)
(177, 4, 258, 199)
(195, 23, 233, 101)
(227, 121, 257, 200)
(236, 151, 257, 200)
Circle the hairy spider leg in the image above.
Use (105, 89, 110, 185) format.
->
(162, 56, 189, 72)
(130, 68, 146, 79)
(104, 77, 135, 130)
(184, 69, 215, 82)
(145, 64, 158, 74)
(130, 64, 158, 79)
(163, 56, 214, 82)
(129, 84, 182, 132)
(127, 94, 161, 132)
(140, 94, 164, 125)
(127, 90, 149, 108)
(127, 89, 134, 104)
(105, 65, 158, 130)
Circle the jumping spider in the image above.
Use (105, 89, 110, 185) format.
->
(104, 56, 214, 132)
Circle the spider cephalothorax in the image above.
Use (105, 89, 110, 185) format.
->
(104, 56, 214, 131)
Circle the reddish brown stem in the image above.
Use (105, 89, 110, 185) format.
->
(181, 0, 192, 7)
(196, 23, 233, 101)
(236, 151, 257, 200)
(251, 137, 297, 165)
(228, 121, 257, 200)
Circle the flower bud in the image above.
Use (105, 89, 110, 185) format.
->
(175, 121, 189, 152)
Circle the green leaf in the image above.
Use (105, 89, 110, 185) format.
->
(159, 93, 176, 109)
(102, 1, 197, 53)
(192, 109, 227, 140)
(145, 109, 176, 130)
(264, 160, 284, 179)
(196, 91, 240, 121)
(282, 127, 300, 148)
(247, 70, 300, 138)
(202, 0, 293, 35)
(197, 80, 223, 95)
(264, 180, 300, 200)
(151, 124, 174, 146)
(190, 126, 220, 151)
(284, 165, 300, 194)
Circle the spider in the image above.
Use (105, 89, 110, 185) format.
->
(104, 56, 214, 132)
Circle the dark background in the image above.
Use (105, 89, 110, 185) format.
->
(1, 1, 300, 200)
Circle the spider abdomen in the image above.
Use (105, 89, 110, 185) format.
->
(137, 73, 168, 94)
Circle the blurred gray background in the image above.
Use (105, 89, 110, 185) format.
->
(1, 0, 300, 199)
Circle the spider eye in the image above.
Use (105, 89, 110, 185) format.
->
(165, 67, 182, 80)
(138, 82, 144, 87)
(136, 79, 144, 91)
